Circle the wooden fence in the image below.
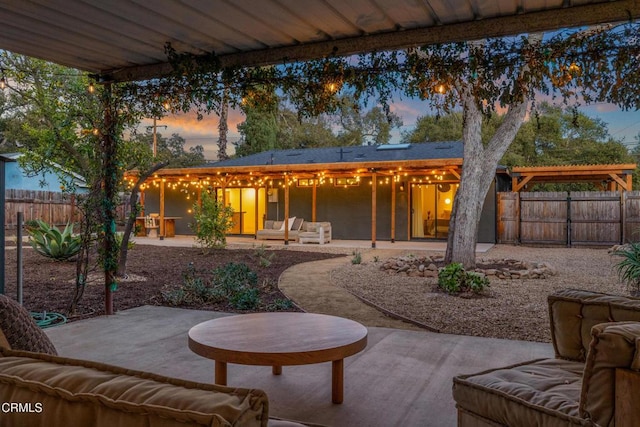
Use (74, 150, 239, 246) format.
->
(497, 191, 640, 246)
(4, 189, 78, 230)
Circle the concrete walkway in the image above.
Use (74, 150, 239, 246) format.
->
(278, 252, 424, 330)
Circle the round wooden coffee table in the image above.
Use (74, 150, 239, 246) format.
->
(188, 312, 368, 404)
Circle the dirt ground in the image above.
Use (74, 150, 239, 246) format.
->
(4, 244, 343, 321)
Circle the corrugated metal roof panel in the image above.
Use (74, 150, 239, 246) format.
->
(0, 0, 634, 80)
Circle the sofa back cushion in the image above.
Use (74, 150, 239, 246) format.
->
(580, 322, 640, 426)
(548, 289, 640, 361)
(0, 295, 57, 355)
(0, 347, 269, 427)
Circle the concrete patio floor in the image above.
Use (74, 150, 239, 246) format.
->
(46, 306, 553, 427)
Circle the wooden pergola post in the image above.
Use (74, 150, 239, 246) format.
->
(312, 179, 317, 222)
(159, 180, 165, 238)
(391, 176, 396, 243)
(371, 171, 377, 248)
(284, 175, 290, 245)
(254, 186, 259, 237)
(139, 190, 145, 216)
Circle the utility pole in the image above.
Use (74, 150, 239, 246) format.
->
(147, 118, 167, 157)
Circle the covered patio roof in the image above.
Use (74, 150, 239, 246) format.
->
(0, 1, 638, 82)
(510, 163, 637, 191)
(144, 142, 464, 183)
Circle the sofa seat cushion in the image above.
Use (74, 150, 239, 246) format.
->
(453, 358, 590, 427)
(0, 348, 269, 427)
(548, 289, 640, 362)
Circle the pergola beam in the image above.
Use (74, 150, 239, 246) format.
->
(104, 0, 640, 82)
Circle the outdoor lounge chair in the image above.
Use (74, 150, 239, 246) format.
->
(0, 294, 307, 427)
(453, 289, 640, 427)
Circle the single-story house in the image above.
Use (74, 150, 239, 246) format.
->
(133, 142, 511, 244)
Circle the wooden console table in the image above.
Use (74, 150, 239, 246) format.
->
(135, 216, 181, 237)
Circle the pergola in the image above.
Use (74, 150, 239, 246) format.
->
(510, 164, 637, 192)
(1, 0, 638, 312)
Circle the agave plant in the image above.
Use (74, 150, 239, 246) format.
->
(613, 242, 640, 296)
(27, 220, 82, 261)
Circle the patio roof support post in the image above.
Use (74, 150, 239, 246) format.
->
(254, 186, 259, 238)
(101, 81, 117, 316)
(312, 179, 317, 222)
(391, 176, 396, 243)
(159, 180, 165, 239)
(139, 190, 145, 217)
(371, 172, 377, 248)
(407, 181, 412, 240)
(284, 175, 290, 245)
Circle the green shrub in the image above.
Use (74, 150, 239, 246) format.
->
(351, 250, 362, 264)
(189, 191, 234, 252)
(163, 262, 262, 309)
(27, 220, 82, 261)
(162, 263, 227, 305)
(267, 298, 294, 311)
(613, 242, 640, 294)
(437, 263, 465, 293)
(213, 262, 258, 292)
(253, 244, 276, 267)
(438, 263, 489, 295)
(213, 262, 261, 310)
(229, 287, 261, 310)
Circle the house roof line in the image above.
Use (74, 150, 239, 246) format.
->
(148, 158, 464, 179)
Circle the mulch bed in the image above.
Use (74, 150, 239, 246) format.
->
(4, 244, 343, 322)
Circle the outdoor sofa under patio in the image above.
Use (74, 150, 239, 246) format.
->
(453, 289, 640, 426)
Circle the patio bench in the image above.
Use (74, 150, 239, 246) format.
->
(0, 294, 308, 427)
(453, 289, 640, 427)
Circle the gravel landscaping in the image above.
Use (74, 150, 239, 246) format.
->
(331, 245, 629, 342)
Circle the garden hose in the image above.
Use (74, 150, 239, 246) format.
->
(30, 311, 67, 329)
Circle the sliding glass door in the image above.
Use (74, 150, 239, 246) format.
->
(411, 183, 457, 239)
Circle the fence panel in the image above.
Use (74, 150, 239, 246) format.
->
(497, 192, 519, 243)
(497, 190, 640, 246)
(519, 192, 567, 245)
(625, 191, 640, 241)
(4, 189, 77, 229)
(570, 191, 621, 246)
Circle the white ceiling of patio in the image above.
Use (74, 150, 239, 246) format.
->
(0, 0, 638, 82)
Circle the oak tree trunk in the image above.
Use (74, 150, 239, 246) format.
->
(445, 87, 529, 268)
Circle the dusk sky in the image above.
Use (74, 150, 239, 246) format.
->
(142, 99, 640, 162)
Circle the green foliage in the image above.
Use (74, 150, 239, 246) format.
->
(189, 191, 234, 251)
(27, 220, 82, 261)
(267, 299, 294, 311)
(253, 244, 276, 267)
(351, 250, 362, 265)
(228, 287, 261, 310)
(212, 262, 258, 293)
(212, 262, 261, 310)
(613, 243, 640, 294)
(500, 103, 634, 171)
(437, 263, 490, 295)
(162, 262, 260, 309)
